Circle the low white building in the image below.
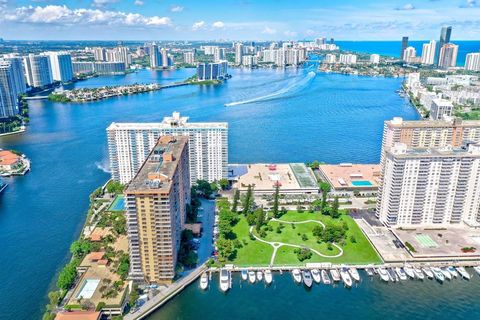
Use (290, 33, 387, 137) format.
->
(430, 98, 453, 120)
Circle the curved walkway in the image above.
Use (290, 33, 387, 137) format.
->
(249, 218, 344, 266)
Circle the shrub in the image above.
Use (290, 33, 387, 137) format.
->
(405, 241, 416, 252)
(327, 243, 333, 251)
(301, 234, 308, 241)
(350, 235, 357, 243)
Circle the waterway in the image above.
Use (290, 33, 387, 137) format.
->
(0, 65, 419, 319)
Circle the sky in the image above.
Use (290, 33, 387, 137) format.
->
(0, 0, 480, 40)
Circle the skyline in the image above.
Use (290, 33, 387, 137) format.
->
(0, 0, 479, 40)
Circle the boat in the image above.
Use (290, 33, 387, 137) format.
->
(256, 270, 263, 282)
(292, 268, 302, 283)
(248, 270, 256, 284)
(378, 268, 390, 282)
(403, 265, 415, 279)
(432, 267, 445, 283)
(219, 269, 231, 292)
(456, 267, 471, 280)
(395, 267, 407, 281)
(440, 267, 452, 280)
(413, 267, 425, 280)
(474, 266, 480, 276)
(264, 269, 273, 284)
(311, 269, 321, 284)
(447, 266, 458, 278)
(365, 267, 374, 277)
(321, 269, 331, 285)
(388, 268, 398, 282)
(330, 269, 341, 282)
(422, 267, 434, 279)
(241, 269, 248, 281)
(340, 267, 353, 288)
(303, 270, 313, 288)
(349, 267, 361, 282)
(200, 272, 209, 290)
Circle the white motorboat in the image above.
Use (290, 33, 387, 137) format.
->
(256, 270, 263, 282)
(241, 269, 248, 281)
(311, 269, 321, 284)
(200, 272, 209, 290)
(349, 267, 361, 282)
(432, 267, 445, 283)
(422, 267, 434, 279)
(447, 266, 458, 278)
(330, 269, 341, 282)
(292, 268, 302, 283)
(378, 268, 389, 282)
(219, 269, 231, 292)
(248, 270, 256, 284)
(340, 267, 353, 288)
(413, 267, 425, 280)
(395, 267, 407, 281)
(303, 270, 313, 288)
(440, 267, 452, 280)
(388, 268, 398, 282)
(473, 266, 480, 276)
(365, 267, 374, 277)
(403, 265, 415, 279)
(264, 269, 273, 284)
(321, 269, 331, 285)
(456, 267, 471, 280)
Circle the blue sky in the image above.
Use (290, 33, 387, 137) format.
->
(0, 0, 479, 40)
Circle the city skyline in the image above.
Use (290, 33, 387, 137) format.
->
(0, 0, 479, 40)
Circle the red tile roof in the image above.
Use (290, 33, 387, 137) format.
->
(55, 311, 101, 320)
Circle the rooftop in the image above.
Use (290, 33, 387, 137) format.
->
(388, 142, 480, 158)
(55, 311, 101, 320)
(386, 117, 480, 128)
(0, 150, 21, 166)
(319, 163, 380, 189)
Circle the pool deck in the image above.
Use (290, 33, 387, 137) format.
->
(318, 163, 380, 191)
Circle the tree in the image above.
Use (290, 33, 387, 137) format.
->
(272, 184, 280, 218)
(246, 212, 257, 226)
(106, 181, 124, 194)
(231, 189, 240, 213)
(320, 182, 331, 209)
(117, 253, 130, 280)
(294, 248, 312, 261)
(96, 301, 106, 311)
(194, 180, 214, 198)
(129, 284, 140, 307)
(70, 239, 92, 258)
(210, 182, 219, 194)
(242, 185, 254, 215)
(331, 196, 340, 218)
(217, 238, 235, 263)
(255, 208, 265, 232)
(219, 178, 229, 190)
(57, 259, 79, 290)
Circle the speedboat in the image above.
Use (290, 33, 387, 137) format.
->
(241, 270, 248, 281)
(432, 267, 445, 283)
(219, 269, 231, 292)
(378, 268, 390, 282)
(349, 267, 361, 282)
(340, 267, 353, 288)
(404, 265, 415, 279)
(456, 267, 471, 280)
(440, 267, 452, 280)
(264, 269, 273, 284)
(311, 269, 321, 284)
(365, 267, 374, 277)
(256, 270, 263, 282)
(473, 266, 480, 276)
(292, 268, 302, 283)
(447, 266, 458, 278)
(200, 272, 209, 290)
(303, 270, 313, 288)
(395, 267, 407, 281)
(388, 268, 398, 282)
(422, 267, 434, 279)
(321, 269, 331, 285)
(248, 270, 256, 284)
(330, 269, 341, 282)
(413, 267, 424, 280)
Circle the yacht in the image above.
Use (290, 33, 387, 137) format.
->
(440, 267, 452, 280)
(432, 267, 445, 283)
(330, 269, 341, 282)
(200, 272, 209, 290)
(311, 269, 321, 284)
(219, 269, 231, 292)
(413, 267, 425, 280)
(473, 266, 480, 276)
(248, 270, 256, 284)
(403, 265, 415, 279)
(378, 268, 390, 282)
(241, 269, 248, 281)
(340, 267, 353, 288)
(395, 267, 407, 281)
(321, 270, 331, 285)
(422, 267, 434, 279)
(292, 268, 302, 283)
(447, 266, 459, 278)
(303, 270, 313, 288)
(456, 267, 471, 280)
(388, 268, 398, 282)
(349, 267, 361, 282)
(264, 269, 273, 284)
(256, 270, 263, 282)
(365, 267, 374, 277)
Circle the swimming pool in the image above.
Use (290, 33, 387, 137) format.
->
(351, 180, 373, 187)
(108, 195, 125, 211)
(76, 278, 100, 299)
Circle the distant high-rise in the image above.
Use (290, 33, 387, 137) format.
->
(400, 36, 409, 60)
(2, 55, 26, 95)
(46, 52, 74, 83)
(421, 40, 436, 65)
(330, 38, 335, 44)
(438, 43, 458, 69)
(370, 54, 380, 64)
(183, 51, 195, 65)
(234, 43, 243, 65)
(0, 61, 20, 118)
(214, 47, 226, 62)
(197, 61, 228, 80)
(149, 43, 161, 68)
(23, 54, 53, 88)
(160, 48, 169, 67)
(93, 47, 107, 61)
(403, 46, 416, 63)
(465, 52, 480, 71)
(436, 26, 452, 65)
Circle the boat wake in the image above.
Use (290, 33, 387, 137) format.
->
(95, 158, 111, 173)
(224, 71, 316, 107)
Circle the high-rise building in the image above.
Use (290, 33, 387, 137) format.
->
(107, 112, 228, 184)
(197, 61, 228, 80)
(465, 52, 480, 71)
(377, 142, 480, 227)
(2, 55, 26, 95)
(107, 46, 131, 68)
(183, 51, 195, 65)
(213, 47, 225, 62)
(149, 43, 161, 68)
(324, 54, 336, 64)
(430, 98, 453, 120)
(93, 62, 126, 74)
(402, 46, 416, 63)
(93, 47, 107, 61)
(234, 43, 243, 65)
(201, 46, 218, 55)
(23, 54, 53, 88)
(72, 62, 95, 75)
(0, 61, 20, 118)
(438, 43, 458, 69)
(370, 54, 380, 64)
(160, 48, 169, 67)
(400, 36, 409, 60)
(125, 135, 190, 283)
(338, 54, 357, 64)
(46, 52, 74, 83)
(421, 40, 436, 65)
(435, 26, 452, 65)
(241, 55, 257, 67)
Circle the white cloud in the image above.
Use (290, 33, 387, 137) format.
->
(396, 3, 415, 10)
(305, 29, 315, 36)
(192, 20, 205, 31)
(261, 26, 276, 34)
(212, 21, 225, 28)
(170, 5, 183, 12)
(1, 5, 172, 27)
(134, 0, 144, 6)
(283, 30, 297, 37)
(92, 0, 118, 8)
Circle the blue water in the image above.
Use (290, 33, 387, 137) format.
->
(109, 195, 125, 211)
(337, 40, 480, 66)
(0, 65, 418, 319)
